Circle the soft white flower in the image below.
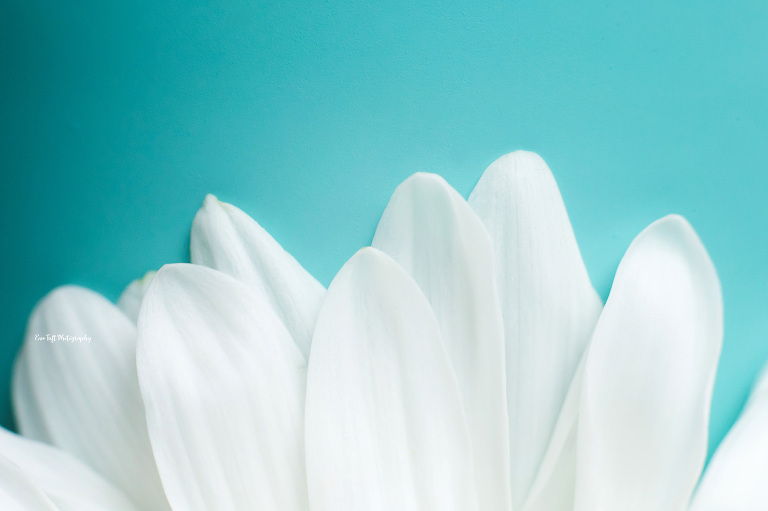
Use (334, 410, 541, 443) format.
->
(2, 151, 766, 511)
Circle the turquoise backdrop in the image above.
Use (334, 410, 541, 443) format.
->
(1, 0, 767, 458)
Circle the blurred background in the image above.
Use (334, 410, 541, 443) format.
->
(1, 0, 766, 458)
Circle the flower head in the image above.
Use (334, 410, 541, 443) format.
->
(2, 151, 765, 511)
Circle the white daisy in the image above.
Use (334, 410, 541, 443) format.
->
(3, 151, 765, 511)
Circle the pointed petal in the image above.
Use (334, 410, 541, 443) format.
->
(468, 150, 602, 507)
(0, 455, 59, 511)
(690, 363, 768, 510)
(137, 263, 309, 511)
(575, 215, 722, 511)
(117, 271, 156, 324)
(12, 286, 169, 510)
(305, 248, 479, 511)
(372, 173, 511, 511)
(0, 428, 140, 511)
(190, 194, 325, 360)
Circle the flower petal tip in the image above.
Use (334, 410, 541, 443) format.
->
(34, 285, 99, 314)
(348, 246, 389, 267)
(202, 193, 220, 206)
(492, 150, 549, 172)
(404, 171, 448, 186)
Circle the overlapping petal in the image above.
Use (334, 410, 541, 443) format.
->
(12, 286, 169, 510)
(0, 428, 140, 511)
(190, 194, 324, 360)
(522, 356, 586, 511)
(575, 215, 722, 511)
(468, 151, 602, 507)
(117, 271, 156, 324)
(0, 455, 59, 511)
(690, 363, 768, 510)
(305, 248, 478, 511)
(372, 173, 511, 511)
(137, 263, 309, 511)
(7, 152, 758, 511)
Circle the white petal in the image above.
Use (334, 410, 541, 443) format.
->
(0, 455, 59, 511)
(468, 150, 602, 507)
(137, 263, 309, 511)
(0, 428, 140, 511)
(522, 355, 586, 511)
(690, 363, 768, 510)
(190, 194, 325, 360)
(117, 271, 156, 323)
(12, 353, 48, 441)
(305, 248, 479, 511)
(372, 173, 511, 511)
(12, 286, 169, 510)
(575, 215, 722, 511)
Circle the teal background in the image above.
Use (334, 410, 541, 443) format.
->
(1, 0, 766, 459)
